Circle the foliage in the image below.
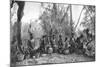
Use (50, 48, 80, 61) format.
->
(40, 3, 72, 38)
(81, 6, 95, 35)
(10, 2, 95, 64)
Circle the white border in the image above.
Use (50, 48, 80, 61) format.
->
(0, 0, 99, 67)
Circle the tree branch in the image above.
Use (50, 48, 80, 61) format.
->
(60, 5, 70, 23)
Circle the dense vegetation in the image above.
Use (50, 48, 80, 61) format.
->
(10, 1, 95, 65)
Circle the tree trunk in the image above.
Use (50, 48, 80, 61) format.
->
(16, 1, 25, 54)
(69, 4, 73, 38)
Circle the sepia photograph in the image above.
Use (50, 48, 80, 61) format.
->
(10, 0, 95, 67)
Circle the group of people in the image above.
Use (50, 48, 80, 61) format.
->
(22, 33, 71, 59)
(18, 28, 95, 60)
(38, 28, 94, 55)
(39, 34, 69, 54)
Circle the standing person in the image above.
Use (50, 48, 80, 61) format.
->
(68, 37, 76, 53)
(58, 34, 63, 54)
(40, 35, 46, 53)
(52, 35, 58, 53)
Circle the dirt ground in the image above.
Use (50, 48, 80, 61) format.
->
(16, 53, 95, 66)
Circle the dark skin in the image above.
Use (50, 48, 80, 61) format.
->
(57, 35, 64, 53)
(52, 36, 58, 53)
